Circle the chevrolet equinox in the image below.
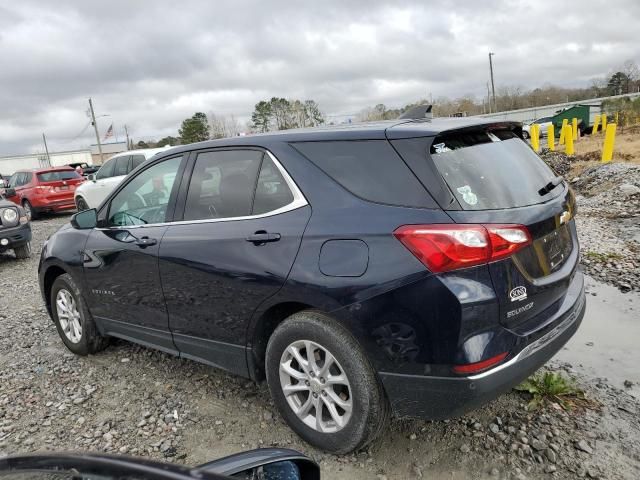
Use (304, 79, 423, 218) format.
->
(38, 117, 586, 453)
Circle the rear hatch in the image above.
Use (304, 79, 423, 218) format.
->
(428, 126, 578, 332)
(36, 170, 84, 199)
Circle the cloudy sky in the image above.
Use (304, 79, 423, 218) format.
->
(1, 0, 638, 155)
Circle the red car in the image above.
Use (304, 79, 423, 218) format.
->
(2, 167, 84, 219)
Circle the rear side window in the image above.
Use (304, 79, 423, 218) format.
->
(37, 171, 81, 182)
(96, 158, 116, 180)
(183, 150, 263, 220)
(292, 140, 431, 207)
(130, 155, 146, 171)
(253, 156, 294, 214)
(114, 156, 130, 176)
(430, 131, 560, 210)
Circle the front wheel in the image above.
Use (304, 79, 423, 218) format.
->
(50, 273, 109, 356)
(75, 196, 89, 211)
(14, 242, 31, 259)
(22, 200, 37, 220)
(266, 311, 389, 454)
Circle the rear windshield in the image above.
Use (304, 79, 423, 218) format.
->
(37, 171, 82, 182)
(430, 130, 561, 210)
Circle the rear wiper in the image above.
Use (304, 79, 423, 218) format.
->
(538, 176, 564, 196)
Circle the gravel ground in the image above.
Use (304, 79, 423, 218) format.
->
(1, 214, 640, 479)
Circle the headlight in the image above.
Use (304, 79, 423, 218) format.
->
(1, 207, 19, 225)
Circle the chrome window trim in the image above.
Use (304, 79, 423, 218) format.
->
(98, 149, 308, 230)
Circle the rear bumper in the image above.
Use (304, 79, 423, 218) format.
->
(379, 271, 586, 419)
(32, 197, 76, 212)
(0, 222, 32, 251)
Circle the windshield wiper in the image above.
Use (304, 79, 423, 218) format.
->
(538, 176, 564, 196)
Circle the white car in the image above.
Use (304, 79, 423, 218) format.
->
(522, 117, 554, 139)
(75, 147, 173, 210)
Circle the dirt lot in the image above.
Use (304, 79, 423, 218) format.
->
(1, 143, 640, 478)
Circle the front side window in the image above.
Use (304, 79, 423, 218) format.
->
(108, 156, 182, 226)
(96, 158, 116, 180)
(130, 155, 146, 171)
(183, 150, 263, 221)
(8, 174, 19, 187)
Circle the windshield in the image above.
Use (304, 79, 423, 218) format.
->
(37, 171, 81, 182)
(430, 130, 562, 210)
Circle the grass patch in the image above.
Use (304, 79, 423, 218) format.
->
(583, 251, 624, 262)
(515, 371, 585, 411)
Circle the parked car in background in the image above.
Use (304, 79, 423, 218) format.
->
(0, 196, 31, 258)
(74, 147, 172, 210)
(522, 116, 553, 138)
(2, 167, 84, 219)
(68, 162, 99, 177)
(40, 118, 585, 454)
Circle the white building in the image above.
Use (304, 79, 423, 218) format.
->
(0, 149, 92, 176)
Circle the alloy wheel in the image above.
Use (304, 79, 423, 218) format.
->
(279, 340, 353, 433)
(55, 289, 83, 344)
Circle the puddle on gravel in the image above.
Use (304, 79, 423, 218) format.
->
(556, 274, 640, 398)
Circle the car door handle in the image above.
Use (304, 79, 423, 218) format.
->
(135, 236, 157, 248)
(246, 231, 281, 245)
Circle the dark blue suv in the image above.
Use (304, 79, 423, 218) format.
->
(38, 117, 585, 453)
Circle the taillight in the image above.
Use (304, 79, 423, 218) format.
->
(394, 224, 531, 273)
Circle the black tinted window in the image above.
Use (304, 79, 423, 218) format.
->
(292, 140, 431, 207)
(96, 158, 116, 179)
(37, 171, 81, 182)
(253, 156, 294, 214)
(114, 156, 130, 176)
(184, 150, 263, 221)
(430, 133, 560, 210)
(131, 155, 146, 171)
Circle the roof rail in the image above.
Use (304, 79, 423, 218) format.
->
(398, 104, 433, 120)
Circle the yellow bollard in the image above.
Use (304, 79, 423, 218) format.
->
(602, 123, 617, 162)
(559, 119, 568, 145)
(592, 114, 600, 135)
(602, 114, 607, 131)
(547, 124, 555, 151)
(572, 118, 578, 141)
(531, 124, 540, 152)
(565, 125, 574, 155)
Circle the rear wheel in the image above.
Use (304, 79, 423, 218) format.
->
(266, 311, 389, 454)
(76, 196, 89, 211)
(13, 242, 31, 259)
(22, 200, 37, 220)
(50, 273, 109, 356)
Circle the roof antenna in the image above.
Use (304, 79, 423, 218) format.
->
(398, 104, 433, 120)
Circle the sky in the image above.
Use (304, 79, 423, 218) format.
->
(1, 0, 639, 156)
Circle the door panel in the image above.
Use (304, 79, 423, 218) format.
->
(84, 225, 175, 351)
(159, 207, 311, 374)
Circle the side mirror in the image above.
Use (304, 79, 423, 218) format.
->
(4, 187, 16, 197)
(196, 448, 320, 480)
(88, 173, 97, 182)
(71, 208, 98, 229)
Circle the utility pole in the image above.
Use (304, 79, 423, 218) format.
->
(124, 124, 131, 150)
(488, 52, 497, 113)
(88, 98, 104, 164)
(486, 82, 492, 114)
(42, 132, 51, 166)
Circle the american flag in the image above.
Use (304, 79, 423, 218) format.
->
(103, 124, 114, 140)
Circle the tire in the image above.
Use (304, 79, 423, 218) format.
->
(22, 200, 37, 220)
(50, 273, 109, 356)
(13, 242, 31, 259)
(76, 196, 89, 211)
(266, 311, 390, 454)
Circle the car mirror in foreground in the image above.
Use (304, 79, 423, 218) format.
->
(0, 449, 320, 480)
(71, 208, 98, 229)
